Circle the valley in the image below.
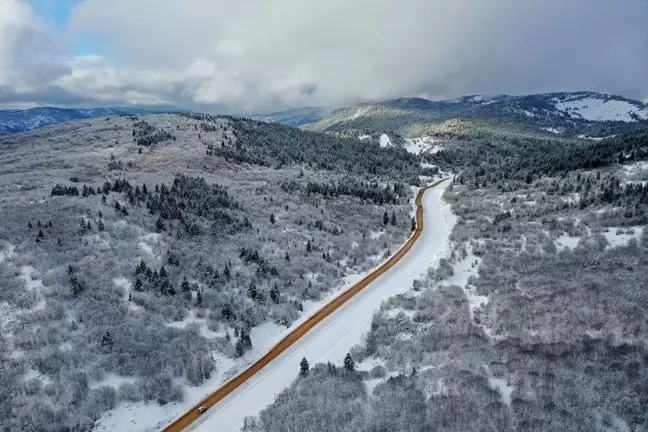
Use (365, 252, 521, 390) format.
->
(0, 91, 647, 432)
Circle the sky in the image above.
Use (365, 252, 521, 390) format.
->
(0, 0, 647, 113)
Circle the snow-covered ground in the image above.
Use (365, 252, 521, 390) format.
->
(554, 97, 648, 122)
(190, 183, 454, 432)
(379, 133, 392, 148)
(404, 136, 443, 155)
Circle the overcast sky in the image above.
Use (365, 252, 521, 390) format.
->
(1, 0, 647, 112)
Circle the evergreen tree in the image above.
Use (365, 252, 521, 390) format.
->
(285, 252, 290, 262)
(411, 217, 416, 232)
(383, 211, 389, 225)
(196, 290, 203, 307)
(270, 213, 276, 224)
(68, 265, 74, 275)
(159, 266, 168, 279)
(299, 357, 309, 377)
(224, 264, 231, 280)
(270, 283, 280, 304)
(28, 221, 33, 229)
(101, 331, 114, 351)
(134, 277, 143, 291)
(391, 211, 397, 226)
(57, 238, 62, 247)
(306, 240, 312, 253)
(98, 220, 105, 232)
(181, 276, 190, 293)
(344, 353, 355, 372)
(37, 230, 44, 239)
(156, 217, 165, 232)
(247, 283, 257, 300)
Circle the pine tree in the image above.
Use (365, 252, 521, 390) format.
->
(300, 357, 309, 377)
(86, 221, 92, 231)
(134, 277, 143, 291)
(98, 220, 105, 232)
(68, 265, 74, 275)
(101, 331, 114, 351)
(57, 238, 62, 247)
(181, 276, 190, 293)
(383, 211, 389, 225)
(28, 221, 33, 229)
(247, 283, 257, 300)
(344, 353, 355, 372)
(270, 213, 276, 224)
(159, 266, 168, 279)
(270, 283, 280, 304)
(391, 211, 397, 226)
(156, 217, 165, 232)
(306, 240, 312, 253)
(411, 216, 416, 232)
(37, 230, 44, 239)
(224, 265, 231, 280)
(285, 252, 290, 262)
(37, 221, 42, 228)
(196, 290, 203, 307)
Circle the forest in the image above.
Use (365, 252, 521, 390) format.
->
(0, 113, 422, 431)
(242, 125, 648, 432)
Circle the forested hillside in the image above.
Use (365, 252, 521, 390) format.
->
(241, 123, 648, 432)
(0, 114, 429, 431)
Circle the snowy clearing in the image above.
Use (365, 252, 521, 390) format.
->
(189, 183, 454, 432)
(403, 136, 443, 155)
(379, 133, 392, 148)
(555, 97, 648, 122)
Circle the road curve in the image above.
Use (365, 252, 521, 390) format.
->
(164, 178, 449, 432)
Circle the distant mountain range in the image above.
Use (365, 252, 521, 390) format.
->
(3, 92, 647, 137)
(304, 92, 648, 138)
(243, 107, 330, 127)
(0, 107, 184, 135)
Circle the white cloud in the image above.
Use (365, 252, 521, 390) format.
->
(1, 0, 647, 111)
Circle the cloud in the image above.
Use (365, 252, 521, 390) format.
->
(2, 0, 647, 111)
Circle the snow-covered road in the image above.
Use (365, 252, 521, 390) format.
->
(191, 183, 453, 432)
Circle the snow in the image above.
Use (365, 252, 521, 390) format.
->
(555, 234, 581, 251)
(488, 377, 514, 405)
(166, 310, 224, 339)
(379, 133, 392, 148)
(191, 183, 455, 432)
(113, 278, 140, 311)
(555, 98, 648, 122)
(602, 227, 643, 248)
(138, 233, 163, 261)
(0, 243, 16, 263)
(404, 136, 443, 155)
(358, 134, 371, 141)
(89, 373, 137, 390)
(541, 127, 560, 134)
(95, 356, 238, 432)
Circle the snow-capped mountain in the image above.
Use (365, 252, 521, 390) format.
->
(305, 92, 648, 138)
(0, 107, 181, 135)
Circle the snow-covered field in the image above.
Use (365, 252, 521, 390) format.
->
(190, 183, 454, 432)
(379, 133, 392, 148)
(554, 97, 648, 122)
(403, 136, 443, 155)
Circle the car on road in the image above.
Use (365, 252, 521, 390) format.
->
(198, 406, 207, 414)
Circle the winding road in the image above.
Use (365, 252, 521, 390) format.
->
(164, 178, 450, 432)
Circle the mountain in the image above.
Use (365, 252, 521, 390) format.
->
(305, 92, 648, 138)
(0, 106, 183, 135)
(246, 107, 329, 127)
